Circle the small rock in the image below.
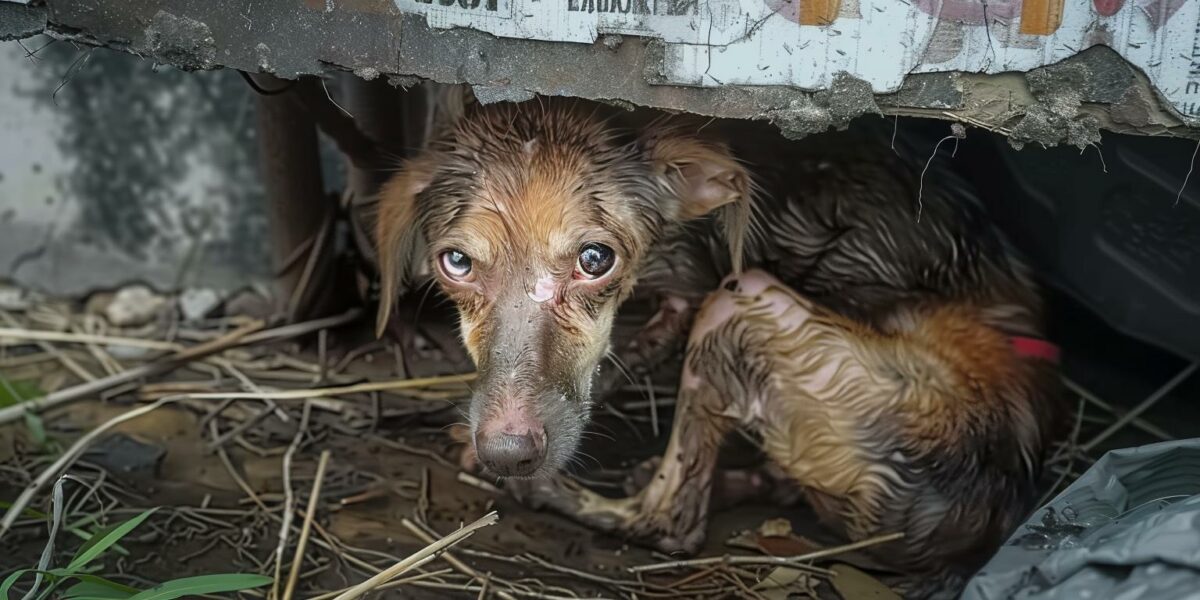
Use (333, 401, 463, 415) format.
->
(104, 285, 168, 327)
(0, 285, 35, 311)
(179, 288, 222, 321)
(84, 433, 166, 476)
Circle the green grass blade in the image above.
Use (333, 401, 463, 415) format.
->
(1, 569, 30, 597)
(0, 500, 48, 520)
(63, 577, 139, 599)
(23, 412, 48, 447)
(125, 575, 271, 600)
(0, 378, 42, 409)
(66, 508, 157, 572)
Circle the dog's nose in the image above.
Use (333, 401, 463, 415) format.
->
(475, 429, 546, 477)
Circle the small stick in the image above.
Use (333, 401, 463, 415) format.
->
(457, 472, 501, 494)
(329, 512, 500, 600)
(0, 320, 264, 426)
(186, 372, 477, 401)
(206, 403, 275, 451)
(272, 401, 313, 600)
(0, 328, 181, 351)
(1062, 377, 1173, 441)
(317, 329, 329, 384)
(720, 570, 767, 600)
(628, 532, 904, 574)
(416, 468, 430, 525)
(211, 421, 271, 514)
(1080, 362, 1197, 453)
(286, 211, 334, 323)
(1, 311, 97, 383)
(666, 564, 724, 589)
(238, 309, 360, 345)
(283, 450, 332, 600)
(307, 570, 455, 600)
(0, 312, 371, 426)
(401, 518, 517, 600)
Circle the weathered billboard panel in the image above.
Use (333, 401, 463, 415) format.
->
(396, 0, 1200, 120)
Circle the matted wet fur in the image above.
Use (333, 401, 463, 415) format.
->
(374, 97, 1065, 598)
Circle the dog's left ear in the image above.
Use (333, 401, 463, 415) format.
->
(373, 155, 436, 338)
(644, 131, 752, 272)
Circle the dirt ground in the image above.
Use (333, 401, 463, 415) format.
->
(1, 281, 1197, 599)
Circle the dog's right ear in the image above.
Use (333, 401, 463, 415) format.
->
(374, 158, 435, 338)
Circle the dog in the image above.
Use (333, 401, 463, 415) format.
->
(374, 97, 1064, 597)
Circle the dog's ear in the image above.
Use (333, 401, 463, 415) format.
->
(644, 130, 752, 273)
(374, 158, 435, 338)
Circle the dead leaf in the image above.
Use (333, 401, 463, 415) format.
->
(752, 566, 819, 600)
(726, 517, 823, 557)
(758, 534, 823, 557)
(829, 563, 900, 600)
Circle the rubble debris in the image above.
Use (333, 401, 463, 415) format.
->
(102, 284, 169, 327)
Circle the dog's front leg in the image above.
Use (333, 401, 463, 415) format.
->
(510, 284, 782, 555)
(510, 379, 733, 555)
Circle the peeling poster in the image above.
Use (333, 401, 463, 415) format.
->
(392, 0, 1200, 118)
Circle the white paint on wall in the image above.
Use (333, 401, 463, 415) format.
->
(393, 0, 1200, 120)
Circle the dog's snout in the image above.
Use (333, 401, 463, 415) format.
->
(475, 419, 547, 477)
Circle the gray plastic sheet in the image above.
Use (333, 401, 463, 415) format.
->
(962, 439, 1200, 600)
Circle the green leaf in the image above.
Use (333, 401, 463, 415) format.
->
(1, 569, 30, 598)
(0, 499, 48, 520)
(64, 577, 139, 599)
(23, 411, 48, 447)
(0, 378, 42, 408)
(15, 571, 138, 600)
(125, 575, 271, 600)
(66, 508, 157, 572)
(67, 517, 131, 558)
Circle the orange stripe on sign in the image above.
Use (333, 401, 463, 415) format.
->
(799, 0, 841, 26)
(1020, 0, 1065, 35)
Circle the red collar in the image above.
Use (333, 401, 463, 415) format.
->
(1010, 336, 1061, 364)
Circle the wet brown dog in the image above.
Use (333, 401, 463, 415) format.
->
(374, 98, 1064, 597)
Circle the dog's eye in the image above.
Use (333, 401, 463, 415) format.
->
(439, 250, 472, 280)
(576, 243, 616, 279)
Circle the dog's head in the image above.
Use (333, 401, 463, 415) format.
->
(375, 100, 749, 477)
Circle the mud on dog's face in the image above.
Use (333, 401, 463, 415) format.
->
(375, 101, 749, 478)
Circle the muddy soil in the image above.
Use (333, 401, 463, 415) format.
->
(1, 284, 1198, 599)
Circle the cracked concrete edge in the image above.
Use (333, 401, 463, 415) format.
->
(0, 1, 47, 41)
(10, 0, 1198, 146)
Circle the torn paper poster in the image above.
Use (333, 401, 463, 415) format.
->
(393, 0, 1200, 119)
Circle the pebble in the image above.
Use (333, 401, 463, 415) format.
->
(104, 284, 168, 327)
(179, 287, 222, 321)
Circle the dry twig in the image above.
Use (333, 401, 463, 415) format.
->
(328, 512, 500, 600)
(402, 518, 517, 600)
(283, 450, 333, 600)
(0, 320, 265, 426)
(628, 532, 904, 574)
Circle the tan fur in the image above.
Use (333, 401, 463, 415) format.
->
(374, 155, 436, 338)
(374, 100, 754, 477)
(378, 103, 1062, 599)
